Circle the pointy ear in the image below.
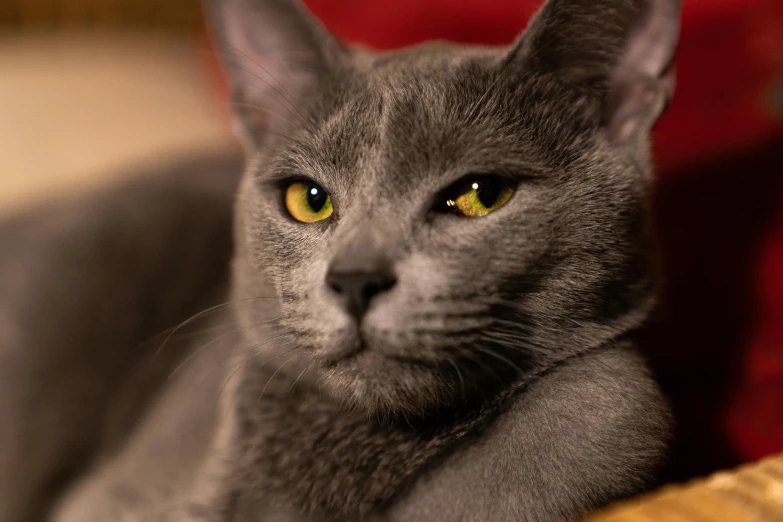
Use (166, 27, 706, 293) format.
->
(516, 0, 681, 143)
(206, 0, 347, 150)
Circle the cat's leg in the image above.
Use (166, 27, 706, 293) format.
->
(383, 342, 670, 522)
(0, 153, 241, 522)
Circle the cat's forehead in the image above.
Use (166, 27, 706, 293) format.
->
(276, 45, 569, 194)
(361, 43, 506, 112)
(365, 41, 501, 79)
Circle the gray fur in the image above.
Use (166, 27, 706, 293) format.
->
(0, 0, 681, 521)
(0, 153, 241, 522)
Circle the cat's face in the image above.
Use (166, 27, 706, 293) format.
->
(212, 0, 680, 416)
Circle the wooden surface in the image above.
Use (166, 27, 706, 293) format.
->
(581, 453, 783, 522)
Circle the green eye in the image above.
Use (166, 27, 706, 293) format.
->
(285, 182, 333, 223)
(443, 176, 515, 217)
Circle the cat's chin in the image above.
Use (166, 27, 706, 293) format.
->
(318, 349, 459, 419)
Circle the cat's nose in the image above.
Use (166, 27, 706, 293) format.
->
(327, 270, 397, 320)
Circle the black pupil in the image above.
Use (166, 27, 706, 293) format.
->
(474, 178, 501, 208)
(306, 185, 328, 212)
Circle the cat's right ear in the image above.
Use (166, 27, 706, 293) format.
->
(206, 0, 347, 150)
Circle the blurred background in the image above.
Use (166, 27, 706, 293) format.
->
(1, 0, 781, 484)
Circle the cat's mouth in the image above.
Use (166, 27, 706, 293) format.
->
(317, 334, 441, 373)
(316, 334, 367, 367)
(315, 333, 459, 418)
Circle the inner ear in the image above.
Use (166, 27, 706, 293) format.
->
(604, 0, 680, 141)
(206, 0, 348, 150)
(515, 0, 682, 143)
(604, 57, 676, 143)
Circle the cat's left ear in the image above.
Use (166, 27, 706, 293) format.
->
(515, 0, 682, 143)
(206, 0, 348, 150)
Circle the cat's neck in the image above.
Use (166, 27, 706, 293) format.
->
(202, 350, 530, 519)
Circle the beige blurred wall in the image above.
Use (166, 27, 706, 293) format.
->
(0, 31, 234, 217)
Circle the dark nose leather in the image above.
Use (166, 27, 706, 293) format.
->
(327, 270, 396, 320)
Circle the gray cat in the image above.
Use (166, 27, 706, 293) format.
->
(0, 0, 682, 520)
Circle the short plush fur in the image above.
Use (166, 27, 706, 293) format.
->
(0, 0, 681, 521)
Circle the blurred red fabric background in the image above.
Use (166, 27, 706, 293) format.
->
(207, 0, 783, 481)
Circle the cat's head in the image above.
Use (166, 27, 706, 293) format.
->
(209, 0, 681, 417)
